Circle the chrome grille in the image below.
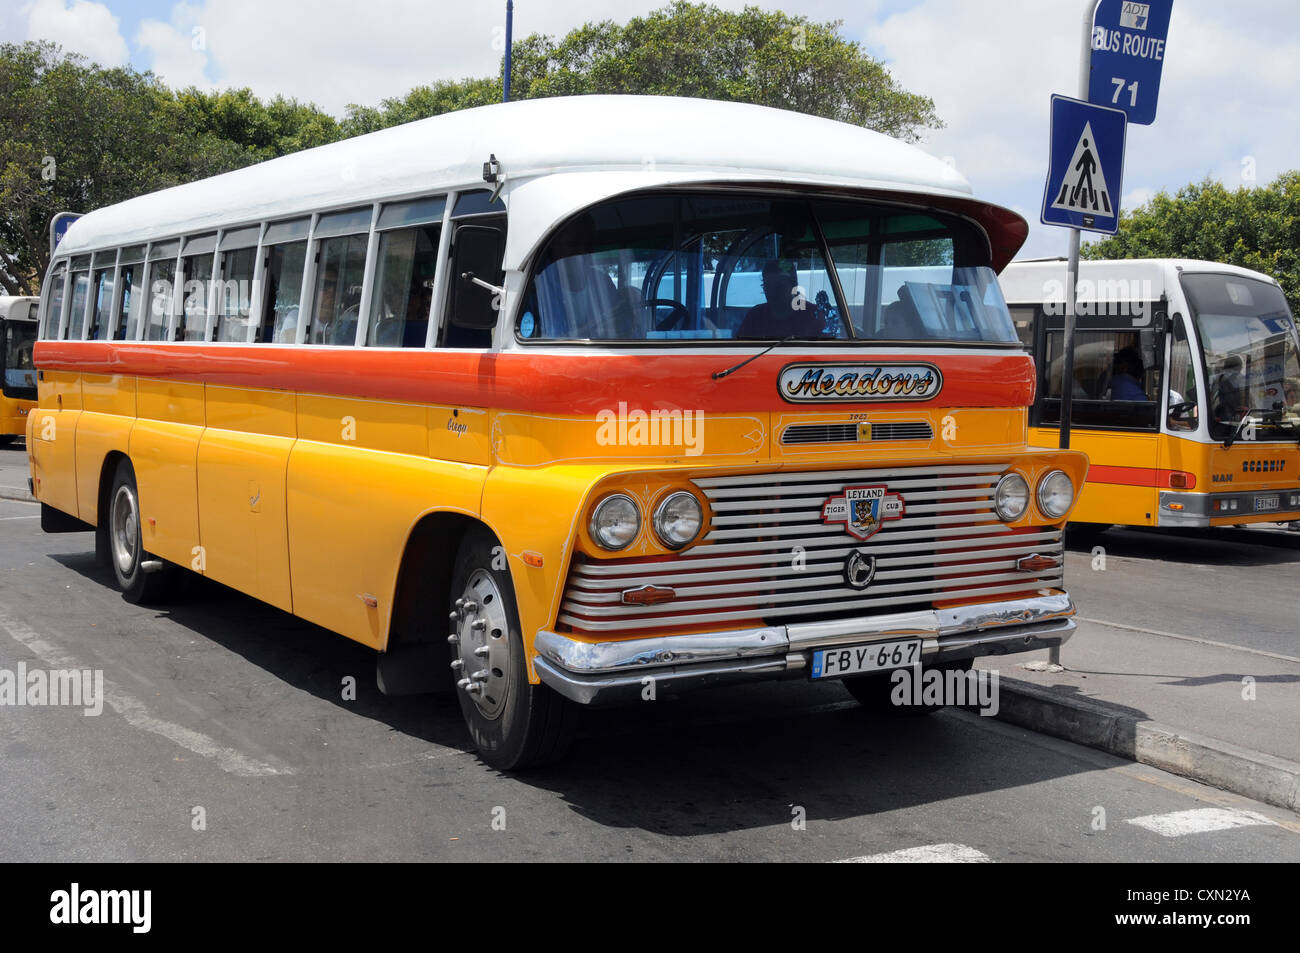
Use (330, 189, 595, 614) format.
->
(780, 421, 934, 446)
(870, 421, 934, 441)
(560, 464, 1064, 632)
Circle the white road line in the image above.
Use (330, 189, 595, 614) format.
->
(0, 606, 291, 778)
(1126, 808, 1275, 838)
(1078, 617, 1300, 664)
(836, 843, 991, 863)
(0, 515, 39, 520)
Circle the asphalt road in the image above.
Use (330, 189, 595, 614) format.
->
(1062, 524, 1300, 658)
(0, 486, 1297, 862)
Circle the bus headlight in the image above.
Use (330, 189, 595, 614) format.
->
(1037, 470, 1075, 519)
(653, 491, 703, 549)
(590, 494, 641, 551)
(994, 473, 1031, 521)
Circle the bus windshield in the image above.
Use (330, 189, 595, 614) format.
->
(2, 317, 38, 399)
(1183, 273, 1300, 441)
(517, 192, 1019, 345)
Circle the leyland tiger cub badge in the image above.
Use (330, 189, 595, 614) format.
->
(821, 485, 905, 541)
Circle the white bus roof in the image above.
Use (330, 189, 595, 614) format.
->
(54, 95, 1022, 270)
(999, 258, 1280, 306)
(0, 296, 38, 321)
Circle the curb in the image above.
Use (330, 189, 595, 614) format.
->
(0, 485, 35, 504)
(985, 677, 1300, 814)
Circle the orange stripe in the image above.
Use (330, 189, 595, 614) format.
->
(34, 342, 1035, 414)
(1087, 464, 1196, 490)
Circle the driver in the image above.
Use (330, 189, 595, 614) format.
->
(736, 259, 824, 339)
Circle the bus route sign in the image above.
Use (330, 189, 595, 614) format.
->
(1088, 0, 1174, 126)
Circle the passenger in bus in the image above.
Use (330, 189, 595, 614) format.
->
(737, 260, 824, 339)
(879, 284, 925, 340)
(1109, 347, 1147, 400)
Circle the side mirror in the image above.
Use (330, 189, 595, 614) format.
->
(450, 226, 506, 330)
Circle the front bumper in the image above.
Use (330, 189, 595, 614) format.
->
(533, 592, 1075, 705)
(1157, 489, 1300, 527)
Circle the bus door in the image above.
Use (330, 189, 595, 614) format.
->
(1028, 304, 1167, 525)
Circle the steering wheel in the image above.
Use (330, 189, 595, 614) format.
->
(648, 299, 691, 333)
(1168, 400, 1196, 418)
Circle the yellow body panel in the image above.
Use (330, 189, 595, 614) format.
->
(0, 394, 35, 438)
(1031, 425, 1300, 526)
(196, 428, 294, 611)
(285, 440, 486, 649)
(29, 371, 82, 515)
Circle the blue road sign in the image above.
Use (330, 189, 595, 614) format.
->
(49, 211, 81, 257)
(1089, 0, 1174, 125)
(1041, 95, 1128, 234)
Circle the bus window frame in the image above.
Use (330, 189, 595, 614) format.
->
(88, 249, 121, 341)
(1030, 303, 1167, 433)
(214, 225, 264, 344)
(439, 191, 506, 350)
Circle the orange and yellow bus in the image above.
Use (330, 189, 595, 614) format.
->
(30, 95, 1086, 768)
(1, 296, 38, 444)
(1001, 258, 1300, 531)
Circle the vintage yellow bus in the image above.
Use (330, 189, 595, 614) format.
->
(1001, 258, 1300, 531)
(1, 296, 39, 444)
(30, 95, 1086, 768)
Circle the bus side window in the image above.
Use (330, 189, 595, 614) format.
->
(1167, 315, 1198, 431)
(89, 267, 115, 340)
(442, 215, 505, 349)
(42, 263, 67, 340)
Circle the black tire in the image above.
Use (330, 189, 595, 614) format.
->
(0, 435, 15, 447)
(448, 527, 579, 770)
(106, 458, 176, 604)
(842, 657, 974, 715)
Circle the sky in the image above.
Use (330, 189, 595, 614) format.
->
(3, 0, 1298, 259)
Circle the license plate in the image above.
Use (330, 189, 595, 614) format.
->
(1255, 494, 1280, 512)
(811, 639, 922, 679)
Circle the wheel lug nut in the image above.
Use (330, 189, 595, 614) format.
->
(447, 633, 460, 645)
(471, 669, 489, 682)
(471, 619, 487, 632)
(473, 646, 490, 658)
(450, 659, 464, 671)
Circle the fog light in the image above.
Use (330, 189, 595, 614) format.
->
(652, 491, 703, 549)
(1036, 470, 1075, 519)
(590, 494, 640, 551)
(995, 473, 1031, 521)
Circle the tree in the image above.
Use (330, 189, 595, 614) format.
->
(344, 2, 940, 142)
(1084, 172, 1300, 314)
(0, 43, 224, 292)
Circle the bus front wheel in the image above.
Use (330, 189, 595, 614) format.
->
(107, 459, 176, 604)
(448, 527, 578, 770)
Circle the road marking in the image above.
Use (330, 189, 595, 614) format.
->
(836, 843, 991, 863)
(0, 606, 292, 778)
(1126, 807, 1275, 837)
(0, 516, 38, 521)
(1079, 617, 1300, 664)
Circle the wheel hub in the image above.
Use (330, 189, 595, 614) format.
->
(448, 570, 510, 719)
(110, 484, 139, 576)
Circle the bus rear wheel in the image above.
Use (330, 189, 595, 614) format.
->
(107, 459, 176, 604)
(448, 527, 578, 770)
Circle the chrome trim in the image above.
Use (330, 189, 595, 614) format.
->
(534, 593, 1076, 705)
(1156, 489, 1300, 527)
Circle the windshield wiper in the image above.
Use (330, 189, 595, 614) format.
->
(711, 336, 811, 381)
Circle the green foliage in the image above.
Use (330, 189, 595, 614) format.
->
(344, 2, 940, 141)
(1084, 172, 1300, 315)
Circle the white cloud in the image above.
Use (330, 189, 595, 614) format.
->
(136, 4, 210, 91)
(22, 0, 130, 66)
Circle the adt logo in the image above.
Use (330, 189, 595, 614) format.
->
(1120, 2, 1151, 30)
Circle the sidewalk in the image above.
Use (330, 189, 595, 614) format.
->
(0, 442, 33, 502)
(976, 619, 1300, 811)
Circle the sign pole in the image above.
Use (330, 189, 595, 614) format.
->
(1059, 0, 1102, 456)
(1053, 0, 1100, 666)
(503, 1, 514, 103)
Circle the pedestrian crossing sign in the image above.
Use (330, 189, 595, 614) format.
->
(1041, 95, 1128, 234)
